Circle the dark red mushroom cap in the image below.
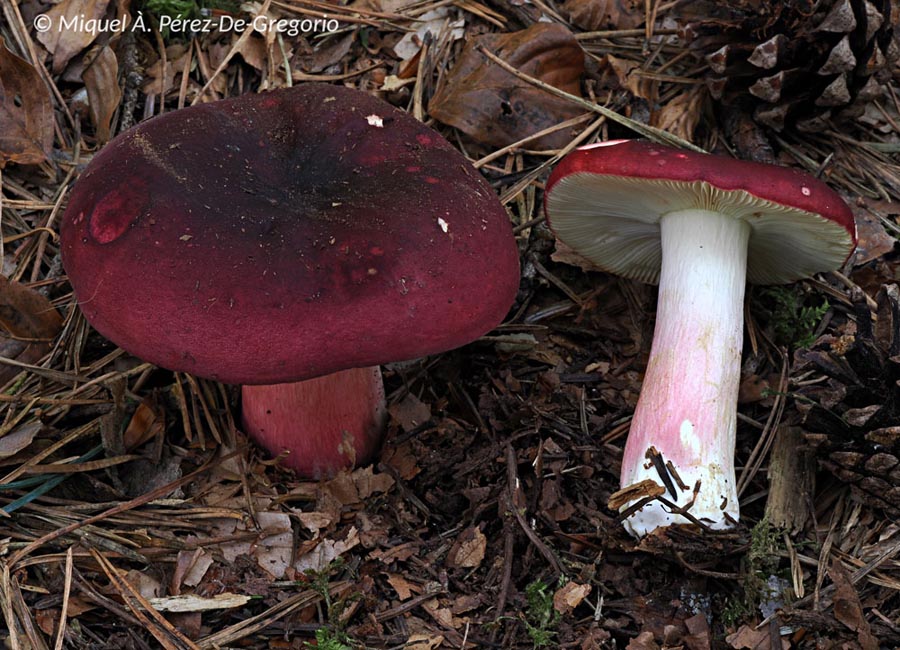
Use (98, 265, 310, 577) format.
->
(544, 139, 857, 285)
(61, 84, 520, 384)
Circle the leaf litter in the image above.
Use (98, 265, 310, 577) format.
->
(0, 0, 899, 648)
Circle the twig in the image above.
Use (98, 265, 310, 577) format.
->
(504, 443, 563, 576)
(474, 45, 705, 152)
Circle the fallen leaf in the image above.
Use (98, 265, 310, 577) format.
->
(352, 466, 395, 498)
(0, 422, 42, 459)
(0, 39, 53, 167)
(653, 86, 705, 142)
(851, 201, 896, 266)
(393, 8, 464, 62)
(429, 23, 586, 150)
(388, 393, 432, 431)
(683, 612, 711, 650)
(0, 274, 63, 340)
(36, 0, 111, 73)
(830, 558, 879, 650)
(386, 572, 419, 600)
(626, 631, 660, 650)
(561, 0, 643, 32)
(553, 581, 591, 615)
(422, 598, 463, 629)
(605, 53, 658, 102)
(295, 510, 336, 535)
(446, 526, 486, 569)
(82, 44, 121, 143)
(382, 440, 421, 480)
(294, 526, 360, 573)
(294, 32, 355, 74)
(233, 33, 268, 71)
(172, 549, 213, 593)
(122, 395, 165, 451)
(255, 512, 295, 578)
(725, 624, 789, 649)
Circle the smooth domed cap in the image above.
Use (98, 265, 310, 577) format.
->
(544, 139, 857, 285)
(61, 84, 520, 385)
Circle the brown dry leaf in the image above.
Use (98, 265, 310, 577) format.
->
(626, 631, 660, 650)
(36, 0, 111, 73)
(388, 393, 432, 431)
(851, 201, 896, 266)
(429, 23, 586, 150)
(295, 526, 360, 573)
(561, 0, 644, 31)
(141, 44, 190, 96)
(386, 572, 419, 600)
(0, 422, 42, 459)
(352, 466, 395, 499)
(446, 526, 486, 569)
(683, 612, 711, 650)
(382, 440, 421, 480)
(830, 559, 879, 650)
(256, 512, 295, 578)
(82, 44, 121, 144)
(233, 34, 268, 72)
(553, 581, 591, 615)
(123, 395, 165, 451)
(295, 510, 335, 535)
(421, 598, 463, 629)
(0, 274, 63, 340)
(653, 86, 705, 143)
(172, 549, 213, 593)
(0, 39, 54, 167)
(393, 8, 464, 62)
(323, 471, 361, 506)
(605, 54, 658, 102)
(725, 624, 789, 649)
(294, 32, 355, 74)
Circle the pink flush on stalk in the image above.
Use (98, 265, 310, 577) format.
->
(544, 140, 856, 537)
(61, 83, 520, 479)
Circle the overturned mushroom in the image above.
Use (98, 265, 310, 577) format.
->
(544, 139, 855, 536)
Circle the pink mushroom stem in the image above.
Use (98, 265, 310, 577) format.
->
(241, 366, 387, 478)
(620, 208, 749, 537)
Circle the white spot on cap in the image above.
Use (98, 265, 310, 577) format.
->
(438, 218, 449, 233)
(679, 419, 699, 455)
(366, 114, 384, 128)
(801, 186, 811, 196)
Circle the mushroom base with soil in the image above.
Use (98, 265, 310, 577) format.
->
(241, 366, 387, 479)
(620, 209, 748, 537)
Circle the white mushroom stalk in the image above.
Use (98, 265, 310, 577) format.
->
(620, 209, 749, 537)
(543, 140, 856, 539)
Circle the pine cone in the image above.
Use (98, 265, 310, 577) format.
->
(676, 0, 899, 131)
(797, 285, 900, 514)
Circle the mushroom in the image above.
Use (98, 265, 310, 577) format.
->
(61, 84, 520, 478)
(543, 139, 856, 537)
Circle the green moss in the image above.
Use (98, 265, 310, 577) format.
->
(523, 579, 562, 648)
(756, 285, 829, 349)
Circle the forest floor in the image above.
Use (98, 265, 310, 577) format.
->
(1, 0, 899, 648)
